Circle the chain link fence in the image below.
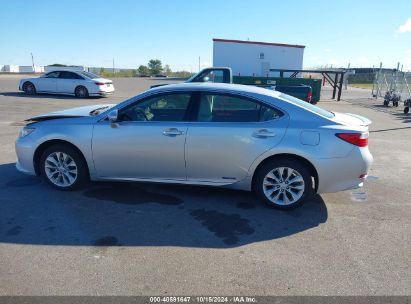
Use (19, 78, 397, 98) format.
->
(372, 70, 411, 99)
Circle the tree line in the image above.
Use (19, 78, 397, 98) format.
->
(98, 59, 192, 78)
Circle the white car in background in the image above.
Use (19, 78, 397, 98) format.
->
(19, 70, 115, 98)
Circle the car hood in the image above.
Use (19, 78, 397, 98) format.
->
(332, 112, 372, 127)
(27, 104, 116, 121)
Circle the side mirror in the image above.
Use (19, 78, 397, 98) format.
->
(107, 109, 118, 123)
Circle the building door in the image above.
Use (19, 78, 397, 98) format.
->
(261, 62, 270, 77)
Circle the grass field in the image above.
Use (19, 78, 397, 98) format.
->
(349, 83, 373, 90)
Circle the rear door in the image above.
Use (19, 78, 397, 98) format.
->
(57, 71, 84, 94)
(185, 92, 289, 183)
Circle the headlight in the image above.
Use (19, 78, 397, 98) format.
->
(19, 127, 35, 138)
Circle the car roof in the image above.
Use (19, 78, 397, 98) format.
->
(148, 82, 282, 98)
(46, 70, 84, 74)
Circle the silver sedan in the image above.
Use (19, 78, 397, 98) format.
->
(15, 83, 373, 209)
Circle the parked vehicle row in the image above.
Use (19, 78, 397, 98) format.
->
(15, 82, 373, 209)
(19, 70, 114, 98)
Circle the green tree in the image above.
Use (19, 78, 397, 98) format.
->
(137, 65, 150, 76)
(148, 59, 163, 75)
(164, 64, 172, 76)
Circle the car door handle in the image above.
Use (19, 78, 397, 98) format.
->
(163, 128, 185, 136)
(252, 129, 276, 138)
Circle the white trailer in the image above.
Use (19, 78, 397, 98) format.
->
(213, 38, 305, 77)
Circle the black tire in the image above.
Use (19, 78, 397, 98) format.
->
(75, 86, 89, 98)
(23, 82, 36, 95)
(253, 159, 313, 210)
(383, 100, 389, 107)
(39, 144, 89, 190)
(405, 107, 409, 114)
(394, 101, 399, 107)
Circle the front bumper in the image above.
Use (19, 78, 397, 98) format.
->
(15, 137, 36, 176)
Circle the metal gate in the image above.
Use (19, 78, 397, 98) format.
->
(372, 70, 411, 99)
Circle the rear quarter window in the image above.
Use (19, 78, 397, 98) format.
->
(279, 93, 334, 118)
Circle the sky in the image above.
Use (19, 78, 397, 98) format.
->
(1, 0, 410, 71)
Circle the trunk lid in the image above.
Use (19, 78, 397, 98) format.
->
(332, 112, 372, 127)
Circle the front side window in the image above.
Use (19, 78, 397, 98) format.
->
(119, 93, 191, 122)
(45, 71, 60, 78)
(197, 93, 283, 122)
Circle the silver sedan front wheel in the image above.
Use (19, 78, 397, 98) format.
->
(263, 167, 305, 206)
(44, 152, 78, 187)
(40, 144, 88, 190)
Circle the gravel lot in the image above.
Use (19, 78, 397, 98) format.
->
(0, 76, 410, 296)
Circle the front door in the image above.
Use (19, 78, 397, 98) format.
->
(92, 92, 193, 180)
(37, 71, 59, 92)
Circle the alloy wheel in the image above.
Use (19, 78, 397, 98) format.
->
(44, 152, 78, 187)
(263, 167, 305, 206)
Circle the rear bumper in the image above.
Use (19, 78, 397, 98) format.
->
(99, 91, 114, 96)
(90, 87, 115, 97)
(315, 147, 373, 193)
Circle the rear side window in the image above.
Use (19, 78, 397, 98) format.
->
(197, 93, 283, 122)
(59, 71, 83, 79)
(279, 93, 334, 118)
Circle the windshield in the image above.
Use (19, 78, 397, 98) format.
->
(80, 71, 101, 79)
(279, 93, 335, 118)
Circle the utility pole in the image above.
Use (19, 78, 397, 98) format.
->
(112, 58, 115, 76)
(30, 52, 35, 70)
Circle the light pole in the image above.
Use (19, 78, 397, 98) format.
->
(31, 52, 35, 71)
(112, 58, 115, 76)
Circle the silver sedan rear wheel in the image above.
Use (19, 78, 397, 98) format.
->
(263, 167, 305, 206)
(254, 159, 313, 209)
(44, 152, 78, 187)
(75, 86, 89, 98)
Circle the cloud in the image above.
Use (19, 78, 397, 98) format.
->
(309, 56, 320, 62)
(398, 18, 411, 33)
(328, 58, 340, 66)
(324, 48, 332, 53)
(357, 56, 369, 65)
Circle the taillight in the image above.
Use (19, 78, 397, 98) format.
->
(95, 82, 105, 86)
(306, 91, 312, 103)
(336, 133, 368, 147)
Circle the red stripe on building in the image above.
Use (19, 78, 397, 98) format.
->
(213, 38, 305, 49)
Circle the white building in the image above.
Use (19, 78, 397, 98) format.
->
(213, 38, 305, 77)
(18, 66, 44, 73)
(1, 65, 20, 73)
